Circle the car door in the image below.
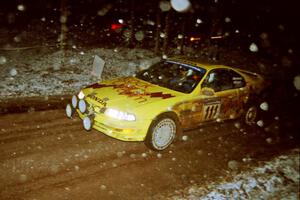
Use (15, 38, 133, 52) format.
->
(201, 68, 242, 121)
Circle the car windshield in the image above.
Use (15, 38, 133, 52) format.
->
(136, 60, 206, 93)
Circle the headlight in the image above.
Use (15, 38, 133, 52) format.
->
(78, 90, 85, 99)
(104, 108, 136, 121)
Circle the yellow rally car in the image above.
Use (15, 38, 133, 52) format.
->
(66, 57, 267, 151)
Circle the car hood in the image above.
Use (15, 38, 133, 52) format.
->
(83, 77, 181, 111)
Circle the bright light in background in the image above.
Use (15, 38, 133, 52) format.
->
(111, 23, 123, 30)
(211, 36, 223, 39)
(190, 37, 201, 42)
(170, 0, 191, 12)
(118, 19, 124, 24)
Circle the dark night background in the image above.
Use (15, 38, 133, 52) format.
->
(1, 0, 299, 57)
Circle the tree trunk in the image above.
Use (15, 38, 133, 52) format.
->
(59, 0, 68, 66)
(163, 11, 171, 55)
(179, 15, 187, 55)
(154, 5, 161, 55)
(128, 0, 135, 48)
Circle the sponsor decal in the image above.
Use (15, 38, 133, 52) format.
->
(85, 79, 175, 103)
(88, 92, 108, 107)
(150, 92, 174, 99)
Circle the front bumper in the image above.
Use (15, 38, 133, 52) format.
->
(77, 109, 150, 142)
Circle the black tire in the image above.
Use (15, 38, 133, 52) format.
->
(243, 104, 258, 126)
(145, 113, 181, 151)
(242, 93, 267, 126)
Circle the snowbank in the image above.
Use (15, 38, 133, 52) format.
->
(167, 149, 299, 200)
(0, 47, 160, 99)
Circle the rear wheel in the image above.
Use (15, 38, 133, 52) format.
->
(145, 114, 180, 151)
(244, 105, 258, 125)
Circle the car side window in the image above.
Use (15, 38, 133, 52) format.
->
(230, 70, 246, 88)
(202, 69, 243, 92)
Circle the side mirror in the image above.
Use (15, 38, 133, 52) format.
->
(201, 87, 215, 96)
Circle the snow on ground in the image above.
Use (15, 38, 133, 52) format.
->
(164, 148, 300, 200)
(0, 47, 160, 99)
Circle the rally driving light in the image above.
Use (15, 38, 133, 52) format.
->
(104, 108, 136, 121)
(65, 104, 73, 118)
(71, 95, 78, 108)
(83, 116, 93, 131)
(78, 90, 85, 99)
(78, 99, 87, 113)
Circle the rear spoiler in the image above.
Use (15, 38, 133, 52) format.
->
(237, 69, 260, 78)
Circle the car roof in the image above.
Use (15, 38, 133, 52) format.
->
(167, 56, 261, 77)
(167, 57, 230, 71)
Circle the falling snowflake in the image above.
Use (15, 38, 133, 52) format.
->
(249, 43, 258, 52)
(9, 68, 18, 76)
(293, 75, 300, 90)
(171, 0, 191, 12)
(257, 120, 264, 127)
(17, 4, 26, 11)
(182, 135, 188, 141)
(142, 153, 147, 158)
(266, 137, 273, 144)
(260, 102, 269, 111)
(160, 1, 171, 12)
(100, 185, 107, 190)
(224, 17, 231, 23)
(177, 34, 183, 39)
(14, 36, 21, 42)
(0, 56, 7, 65)
(196, 18, 203, 24)
(60, 15, 67, 23)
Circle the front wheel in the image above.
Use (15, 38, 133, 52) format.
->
(145, 114, 180, 151)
